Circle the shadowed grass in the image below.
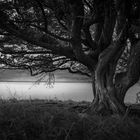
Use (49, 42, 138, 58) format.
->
(0, 98, 140, 140)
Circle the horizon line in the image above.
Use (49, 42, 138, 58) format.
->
(0, 81, 92, 83)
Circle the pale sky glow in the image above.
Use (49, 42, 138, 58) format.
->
(0, 82, 93, 101)
(0, 69, 92, 101)
(0, 81, 138, 103)
(0, 70, 139, 103)
(0, 69, 91, 82)
(124, 82, 140, 104)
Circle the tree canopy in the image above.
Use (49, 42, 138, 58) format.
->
(0, 0, 91, 76)
(0, 0, 140, 115)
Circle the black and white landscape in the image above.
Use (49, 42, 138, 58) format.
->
(0, 0, 140, 140)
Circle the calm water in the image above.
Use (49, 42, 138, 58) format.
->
(0, 82, 138, 103)
(0, 82, 93, 101)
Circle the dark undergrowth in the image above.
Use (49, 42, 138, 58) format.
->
(0, 98, 140, 140)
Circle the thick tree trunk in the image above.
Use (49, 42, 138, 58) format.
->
(89, 41, 140, 116)
(89, 36, 128, 115)
(90, 70, 126, 116)
(89, 71, 126, 115)
(91, 85, 126, 115)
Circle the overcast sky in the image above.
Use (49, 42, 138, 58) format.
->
(0, 69, 91, 82)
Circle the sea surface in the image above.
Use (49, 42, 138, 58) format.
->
(0, 82, 93, 101)
(0, 82, 139, 104)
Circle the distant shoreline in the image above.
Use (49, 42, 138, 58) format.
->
(0, 81, 92, 83)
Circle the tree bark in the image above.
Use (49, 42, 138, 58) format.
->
(89, 30, 128, 115)
(89, 40, 140, 116)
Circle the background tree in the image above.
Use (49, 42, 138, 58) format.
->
(0, 0, 140, 115)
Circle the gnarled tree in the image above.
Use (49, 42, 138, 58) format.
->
(0, 0, 140, 115)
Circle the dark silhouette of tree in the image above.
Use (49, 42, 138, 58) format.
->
(0, 0, 140, 115)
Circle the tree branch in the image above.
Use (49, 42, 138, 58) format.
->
(83, 25, 97, 50)
(71, 0, 96, 69)
(0, 19, 75, 60)
(30, 24, 72, 42)
(34, 0, 48, 31)
(0, 50, 51, 54)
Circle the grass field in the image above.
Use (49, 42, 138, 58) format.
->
(0, 98, 140, 140)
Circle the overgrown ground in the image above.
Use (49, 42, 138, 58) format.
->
(0, 98, 140, 140)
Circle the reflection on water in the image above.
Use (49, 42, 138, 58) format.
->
(0, 82, 138, 103)
(0, 82, 93, 101)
